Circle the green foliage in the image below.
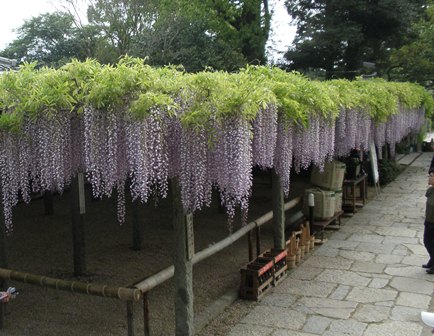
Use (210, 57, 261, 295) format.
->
(1, 12, 88, 67)
(284, 0, 426, 79)
(1, 0, 270, 72)
(378, 159, 404, 186)
(0, 58, 432, 133)
(389, 2, 434, 86)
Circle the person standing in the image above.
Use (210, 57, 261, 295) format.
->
(424, 155, 434, 273)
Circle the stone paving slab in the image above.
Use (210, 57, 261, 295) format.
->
(350, 261, 386, 273)
(302, 315, 332, 334)
(301, 255, 353, 270)
(259, 293, 298, 308)
(325, 319, 367, 336)
(240, 305, 306, 330)
(353, 304, 390, 322)
(271, 330, 317, 336)
(389, 277, 434, 295)
(273, 279, 336, 298)
(339, 250, 376, 262)
(364, 321, 423, 336)
(391, 305, 424, 322)
(383, 236, 419, 245)
(329, 284, 351, 300)
(374, 227, 418, 238)
(396, 292, 431, 309)
(375, 254, 404, 264)
(355, 242, 397, 254)
(297, 297, 358, 319)
(227, 323, 274, 336)
(368, 277, 390, 289)
(311, 246, 340, 257)
(346, 286, 398, 303)
(315, 269, 371, 286)
(289, 267, 324, 281)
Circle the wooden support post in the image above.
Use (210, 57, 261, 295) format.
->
(127, 301, 134, 336)
(43, 191, 54, 216)
(247, 231, 253, 261)
(172, 178, 194, 336)
(272, 169, 285, 250)
(255, 226, 261, 257)
(0, 202, 7, 330)
(143, 293, 150, 336)
(71, 173, 86, 276)
(131, 200, 143, 251)
(217, 192, 225, 214)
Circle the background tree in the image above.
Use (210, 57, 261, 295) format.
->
(284, 0, 426, 79)
(389, 1, 434, 87)
(1, 0, 271, 71)
(129, 0, 247, 71)
(86, 0, 270, 70)
(1, 12, 86, 67)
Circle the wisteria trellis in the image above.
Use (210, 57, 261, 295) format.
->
(0, 60, 430, 232)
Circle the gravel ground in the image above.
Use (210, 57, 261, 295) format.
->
(0, 171, 308, 336)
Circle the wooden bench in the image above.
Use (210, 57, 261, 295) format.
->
(312, 210, 344, 243)
(342, 174, 367, 214)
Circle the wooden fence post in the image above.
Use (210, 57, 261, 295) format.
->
(171, 178, 194, 336)
(272, 169, 285, 250)
(71, 173, 86, 276)
(43, 191, 54, 215)
(131, 200, 144, 251)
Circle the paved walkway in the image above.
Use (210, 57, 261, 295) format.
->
(227, 152, 434, 336)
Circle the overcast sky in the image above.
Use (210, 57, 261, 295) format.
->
(0, 0, 295, 62)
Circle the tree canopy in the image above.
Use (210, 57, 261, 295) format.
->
(1, 12, 86, 67)
(389, 1, 434, 87)
(1, 0, 271, 71)
(284, 0, 427, 79)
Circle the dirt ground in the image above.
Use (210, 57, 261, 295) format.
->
(0, 170, 312, 336)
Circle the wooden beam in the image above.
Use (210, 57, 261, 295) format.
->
(0, 268, 141, 301)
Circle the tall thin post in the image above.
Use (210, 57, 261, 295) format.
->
(43, 191, 54, 216)
(127, 301, 134, 336)
(71, 173, 86, 276)
(172, 178, 194, 336)
(308, 193, 315, 236)
(143, 293, 150, 336)
(247, 231, 253, 261)
(255, 226, 261, 257)
(131, 200, 143, 251)
(272, 169, 285, 250)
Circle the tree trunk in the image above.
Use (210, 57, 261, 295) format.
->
(272, 169, 285, 250)
(71, 173, 86, 276)
(171, 178, 194, 336)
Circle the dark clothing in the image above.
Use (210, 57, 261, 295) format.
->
(426, 187, 434, 223)
(430, 155, 434, 174)
(425, 155, 434, 265)
(424, 221, 434, 263)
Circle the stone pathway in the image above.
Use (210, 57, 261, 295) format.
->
(227, 152, 434, 336)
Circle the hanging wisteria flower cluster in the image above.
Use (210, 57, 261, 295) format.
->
(0, 59, 432, 231)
